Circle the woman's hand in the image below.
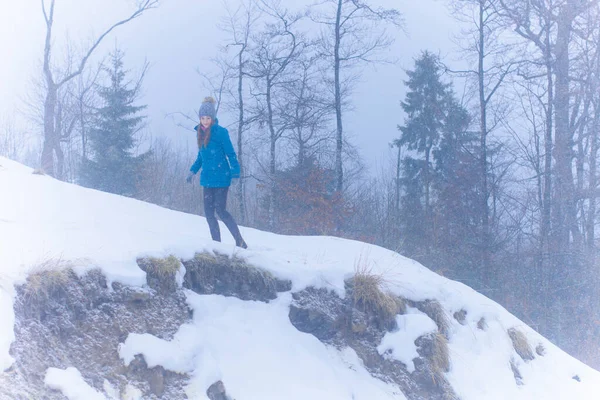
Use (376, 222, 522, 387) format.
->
(186, 172, 195, 184)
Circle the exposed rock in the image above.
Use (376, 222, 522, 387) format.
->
(453, 309, 467, 326)
(207, 380, 233, 400)
(477, 317, 487, 331)
(536, 343, 546, 357)
(7, 269, 190, 399)
(289, 287, 345, 341)
(4, 254, 465, 400)
(289, 287, 459, 400)
(182, 252, 292, 302)
(510, 359, 524, 386)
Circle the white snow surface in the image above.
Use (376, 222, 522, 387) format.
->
(44, 367, 105, 400)
(377, 307, 438, 373)
(1, 156, 600, 399)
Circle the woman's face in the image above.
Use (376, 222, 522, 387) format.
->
(200, 116, 212, 128)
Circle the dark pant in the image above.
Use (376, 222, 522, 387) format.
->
(203, 186, 243, 243)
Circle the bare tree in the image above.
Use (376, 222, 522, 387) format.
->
(219, 0, 262, 224)
(39, 0, 157, 179)
(497, 0, 597, 255)
(0, 118, 29, 162)
(447, 0, 517, 283)
(246, 0, 305, 228)
(311, 0, 401, 193)
(279, 55, 335, 167)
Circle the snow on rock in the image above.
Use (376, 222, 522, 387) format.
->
(44, 367, 106, 400)
(120, 292, 406, 400)
(378, 307, 438, 372)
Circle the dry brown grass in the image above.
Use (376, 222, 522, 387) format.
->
(431, 331, 450, 383)
(22, 257, 76, 303)
(143, 255, 181, 277)
(508, 327, 535, 361)
(32, 169, 45, 175)
(189, 251, 282, 296)
(350, 261, 404, 326)
(194, 252, 219, 264)
(419, 300, 450, 337)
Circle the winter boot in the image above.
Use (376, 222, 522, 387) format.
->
(236, 237, 248, 249)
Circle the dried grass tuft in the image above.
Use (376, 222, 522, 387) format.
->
(143, 255, 181, 277)
(431, 331, 450, 382)
(508, 327, 534, 361)
(22, 257, 75, 304)
(350, 261, 403, 327)
(418, 300, 450, 337)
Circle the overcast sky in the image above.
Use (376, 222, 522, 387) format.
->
(0, 0, 462, 173)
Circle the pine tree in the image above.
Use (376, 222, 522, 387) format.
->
(433, 99, 480, 280)
(398, 51, 452, 255)
(80, 49, 147, 196)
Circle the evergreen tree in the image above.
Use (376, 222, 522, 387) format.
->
(433, 99, 481, 281)
(397, 51, 452, 254)
(80, 49, 147, 196)
(399, 156, 427, 254)
(398, 51, 483, 280)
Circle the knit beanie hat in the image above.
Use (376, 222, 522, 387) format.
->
(198, 96, 217, 119)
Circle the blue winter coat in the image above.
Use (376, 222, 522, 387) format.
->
(189, 123, 240, 188)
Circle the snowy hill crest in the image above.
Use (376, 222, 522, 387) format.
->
(1, 156, 600, 400)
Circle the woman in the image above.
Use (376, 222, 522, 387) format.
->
(186, 97, 247, 249)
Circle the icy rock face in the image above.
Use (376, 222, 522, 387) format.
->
(289, 287, 456, 400)
(6, 269, 190, 400)
(5, 254, 452, 400)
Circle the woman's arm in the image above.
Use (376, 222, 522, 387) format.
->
(221, 127, 240, 178)
(190, 150, 202, 174)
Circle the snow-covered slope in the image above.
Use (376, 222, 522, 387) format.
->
(1, 155, 599, 400)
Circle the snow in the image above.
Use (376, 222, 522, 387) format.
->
(44, 367, 106, 400)
(2, 155, 600, 399)
(120, 292, 406, 400)
(377, 307, 438, 372)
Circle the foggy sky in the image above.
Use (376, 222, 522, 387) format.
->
(0, 0, 460, 173)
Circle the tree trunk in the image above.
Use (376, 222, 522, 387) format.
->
(266, 81, 276, 229)
(425, 144, 431, 255)
(395, 143, 401, 214)
(587, 106, 599, 257)
(552, 3, 576, 254)
(237, 47, 246, 224)
(478, 1, 491, 281)
(541, 52, 553, 258)
(41, 84, 57, 175)
(334, 0, 343, 193)
(79, 96, 87, 160)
